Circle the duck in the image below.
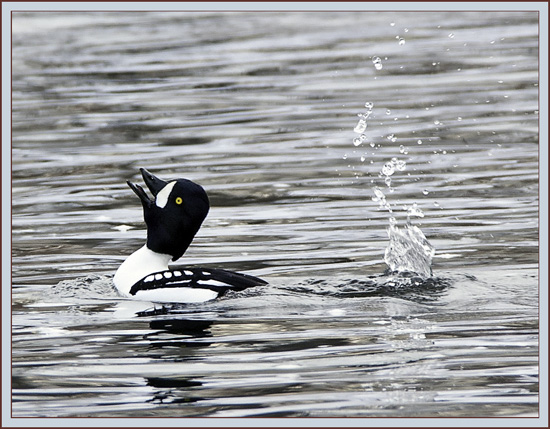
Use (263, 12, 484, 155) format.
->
(113, 168, 267, 303)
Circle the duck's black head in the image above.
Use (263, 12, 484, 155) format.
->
(127, 168, 210, 261)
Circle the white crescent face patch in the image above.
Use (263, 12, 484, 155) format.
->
(155, 181, 176, 208)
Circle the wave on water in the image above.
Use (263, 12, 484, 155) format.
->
(286, 272, 451, 304)
(49, 274, 119, 300)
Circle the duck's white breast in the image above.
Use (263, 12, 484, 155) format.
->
(113, 245, 171, 296)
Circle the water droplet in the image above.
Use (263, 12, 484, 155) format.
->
(360, 156, 366, 162)
(404, 28, 409, 33)
(382, 162, 395, 176)
(457, 116, 462, 121)
(342, 154, 348, 160)
(372, 56, 383, 70)
(417, 139, 423, 145)
(359, 110, 372, 121)
(398, 38, 406, 46)
(354, 119, 367, 133)
(385, 176, 392, 187)
(390, 22, 395, 27)
(369, 142, 375, 148)
(353, 137, 362, 146)
(373, 187, 386, 200)
(386, 109, 391, 115)
(422, 189, 429, 195)
(434, 120, 441, 125)
(433, 201, 440, 207)
(448, 33, 455, 38)
(407, 203, 424, 218)
(386, 134, 397, 143)
(365, 101, 374, 109)
(395, 160, 407, 171)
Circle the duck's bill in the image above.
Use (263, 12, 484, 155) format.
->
(140, 168, 169, 196)
(127, 181, 153, 206)
(127, 168, 169, 206)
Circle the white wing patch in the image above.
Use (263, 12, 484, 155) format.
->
(155, 181, 176, 208)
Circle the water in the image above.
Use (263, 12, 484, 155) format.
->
(10, 10, 541, 419)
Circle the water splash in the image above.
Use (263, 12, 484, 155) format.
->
(350, 98, 435, 278)
(378, 161, 435, 277)
(384, 223, 435, 278)
(380, 182, 435, 278)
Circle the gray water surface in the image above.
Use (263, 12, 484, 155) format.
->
(11, 11, 540, 419)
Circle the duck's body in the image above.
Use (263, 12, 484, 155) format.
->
(113, 168, 267, 304)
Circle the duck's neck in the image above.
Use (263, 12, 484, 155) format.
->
(113, 245, 172, 296)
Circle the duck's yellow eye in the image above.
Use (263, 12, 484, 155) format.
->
(175, 197, 183, 205)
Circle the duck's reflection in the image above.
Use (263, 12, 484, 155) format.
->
(148, 317, 213, 336)
(145, 377, 204, 404)
(136, 305, 214, 336)
(143, 315, 214, 350)
(137, 310, 213, 405)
